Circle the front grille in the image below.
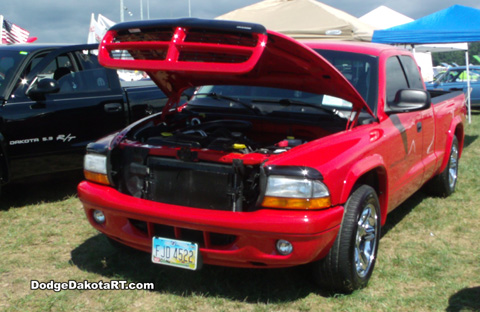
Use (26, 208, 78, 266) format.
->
(146, 157, 236, 210)
(119, 146, 261, 212)
(129, 219, 237, 248)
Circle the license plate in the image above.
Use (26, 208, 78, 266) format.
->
(151, 237, 198, 270)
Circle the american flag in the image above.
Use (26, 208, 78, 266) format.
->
(2, 18, 29, 44)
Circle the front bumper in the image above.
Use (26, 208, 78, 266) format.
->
(78, 181, 344, 268)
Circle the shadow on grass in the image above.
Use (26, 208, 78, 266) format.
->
(70, 190, 434, 302)
(447, 286, 480, 312)
(381, 190, 427, 238)
(463, 134, 478, 149)
(0, 171, 83, 211)
(70, 234, 333, 303)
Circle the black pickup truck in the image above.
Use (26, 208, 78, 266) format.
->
(0, 43, 167, 188)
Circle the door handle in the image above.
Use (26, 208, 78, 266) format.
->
(417, 122, 422, 133)
(104, 103, 122, 113)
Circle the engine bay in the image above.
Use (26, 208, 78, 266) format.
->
(130, 111, 340, 157)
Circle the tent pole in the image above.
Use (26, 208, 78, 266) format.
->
(466, 48, 471, 124)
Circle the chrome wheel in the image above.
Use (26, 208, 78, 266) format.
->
(313, 185, 380, 293)
(355, 203, 378, 278)
(448, 142, 459, 189)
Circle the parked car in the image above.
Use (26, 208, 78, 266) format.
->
(78, 19, 466, 293)
(425, 65, 480, 106)
(0, 43, 170, 190)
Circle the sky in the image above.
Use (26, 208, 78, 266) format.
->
(1, 0, 480, 43)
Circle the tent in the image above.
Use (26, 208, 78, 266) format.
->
(372, 4, 480, 122)
(359, 5, 413, 30)
(372, 5, 480, 44)
(216, 0, 374, 41)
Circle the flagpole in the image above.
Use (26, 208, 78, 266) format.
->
(120, 0, 124, 22)
(147, 0, 150, 19)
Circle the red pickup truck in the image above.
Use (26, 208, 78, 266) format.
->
(78, 19, 466, 293)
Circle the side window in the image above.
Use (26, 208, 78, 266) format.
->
(11, 52, 51, 98)
(57, 68, 110, 93)
(445, 71, 456, 82)
(38, 54, 74, 80)
(454, 69, 480, 82)
(386, 56, 408, 106)
(40, 50, 110, 94)
(399, 55, 424, 89)
(470, 69, 480, 81)
(30, 54, 75, 94)
(74, 49, 100, 70)
(21, 52, 50, 77)
(71, 49, 111, 92)
(12, 50, 111, 99)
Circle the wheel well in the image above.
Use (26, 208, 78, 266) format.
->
(455, 124, 464, 155)
(352, 168, 388, 225)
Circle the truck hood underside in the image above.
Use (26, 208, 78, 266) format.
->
(98, 18, 373, 117)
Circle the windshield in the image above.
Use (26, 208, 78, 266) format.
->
(187, 49, 378, 118)
(314, 49, 379, 113)
(0, 50, 27, 99)
(192, 85, 353, 118)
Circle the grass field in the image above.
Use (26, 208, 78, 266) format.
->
(1, 113, 480, 312)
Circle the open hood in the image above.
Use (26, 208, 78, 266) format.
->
(99, 18, 372, 116)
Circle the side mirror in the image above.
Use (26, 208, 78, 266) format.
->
(386, 89, 431, 114)
(26, 78, 60, 101)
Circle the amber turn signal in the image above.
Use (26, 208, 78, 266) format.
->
(84, 170, 111, 185)
(261, 196, 331, 210)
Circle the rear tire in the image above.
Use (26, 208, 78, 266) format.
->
(426, 135, 459, 197)
(312, 185, 381, 293)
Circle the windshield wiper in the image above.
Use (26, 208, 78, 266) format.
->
(194, 92, 261, 114)
(252, 98, 346, 118)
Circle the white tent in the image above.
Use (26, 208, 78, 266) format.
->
(216, 0, 374, 41)
(359, 6, 413, 30)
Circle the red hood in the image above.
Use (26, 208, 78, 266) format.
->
(99, 18, 372, 116)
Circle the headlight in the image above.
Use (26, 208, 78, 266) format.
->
(261, 175, 331, 210)
(84, 154, 110, 185)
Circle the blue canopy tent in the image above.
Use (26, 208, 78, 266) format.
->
(372, 5, 480, 44)
(372, 4, 480, 122)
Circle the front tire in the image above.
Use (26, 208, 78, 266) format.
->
(313, 185, 381, 293)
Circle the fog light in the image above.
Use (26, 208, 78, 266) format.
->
(276, 239, 293, 255)
(92, 210, 106, 224)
